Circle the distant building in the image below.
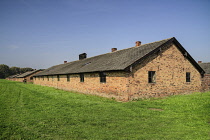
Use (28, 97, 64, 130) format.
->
(6, 74, 20, 81)
(34, 37, 205, 101)
(15, 69, 44, 83)
(198, 62, 210, 90)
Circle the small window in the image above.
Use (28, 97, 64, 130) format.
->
(52, 76, 54, 81)
(148, 71, 156, 83)
(30, 77, 33, 80)
(47, 76, 49, 81)
(67, 75, 70, 82)
(42, 76, 44, 81)
(80, 74, 84, 82)
(186, 72, 190, 82)
(57, 75, 60, 81)
(99, 72, 106, 83)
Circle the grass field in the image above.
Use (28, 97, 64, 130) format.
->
(0, 79, 209, 140)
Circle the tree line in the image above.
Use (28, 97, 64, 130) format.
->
(0, 64, 33, 79)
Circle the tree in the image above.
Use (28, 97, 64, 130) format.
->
(20, 67, 33, 73)
(0, 64, 10, 79)
(0, 65, 34, 79)
(10, 67, 20, 75)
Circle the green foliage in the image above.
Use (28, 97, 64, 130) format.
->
(9, 67, 20, 75)
(0, 64, 33, 79)
(20, 67, 33, 73)
(0, 64, 10, 79)
(0, 79, 210, 139)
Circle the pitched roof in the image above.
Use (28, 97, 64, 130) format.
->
(199, 63, 210, 74)
(7, 74, 20, 78)
(35, 37, 205, 76)
(17, 69, 43, 78)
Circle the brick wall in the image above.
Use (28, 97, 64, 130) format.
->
(202, 74, 210, 91)
(16, 77, 24, 82)
(127, 44, 202, 100)
(25, 71, 42, 83)
(14, 71, 43, 83)
(34, 71, 130, 101)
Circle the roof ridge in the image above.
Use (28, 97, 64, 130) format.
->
(65, 37, 174, 64)
(34, 37, 176, 76)
(199, 62, 210, 64)
(139, 37, 174, 46)
(105, 37, 174, 54)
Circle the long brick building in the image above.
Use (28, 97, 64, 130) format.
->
(34, 37, 206, 101)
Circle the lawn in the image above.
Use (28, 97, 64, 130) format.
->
(0, 79, 209, 139)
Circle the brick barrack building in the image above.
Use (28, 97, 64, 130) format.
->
(33, 37, 207, 101)
(10, 69, 44, 83)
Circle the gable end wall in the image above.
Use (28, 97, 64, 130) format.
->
(128, 44, 202, 100)
(15, 71, 42, 83)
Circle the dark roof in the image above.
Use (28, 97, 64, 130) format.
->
(199, 63, 210, 74)
(17, 69, 43, 78)
(35, 37, 205, 76)
(7, 74, 20, 78)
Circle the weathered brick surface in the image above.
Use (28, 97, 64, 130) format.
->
(202, 74, 210, 91)
(127, 44, 202, 100)
(34, 44, 203, 101)
(34, 71, 129, 101)
(16, 77, 24, 82)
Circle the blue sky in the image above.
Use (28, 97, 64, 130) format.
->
(0, 0, 209, 69)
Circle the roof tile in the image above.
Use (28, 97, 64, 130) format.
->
(17, 69, 43, 78)
(35, 37, 173, 76)
(199, 63, 210, 74)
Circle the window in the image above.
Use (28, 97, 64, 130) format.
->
(186, 72, 190, 82)
(99, 72, 106, 83)
(42, 76, 44, 81)
(80, 74, 84, 82)
(57, 75, 60, 81)
(148, 71, 156, 83)
(67, 75, 70, 82)
(30, 77, 33, 80)
(52, 76, 54, 81)
(47, 76, 49, 81)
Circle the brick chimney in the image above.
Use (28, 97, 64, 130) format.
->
(79, 53, 87, 60)
(135, 41, 141, 47)
(111, 48, 117, 52)
(64, 61, 67, 64)
(198, 61, 202, 63)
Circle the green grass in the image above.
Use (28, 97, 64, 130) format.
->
(0, 79, 209, 140)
